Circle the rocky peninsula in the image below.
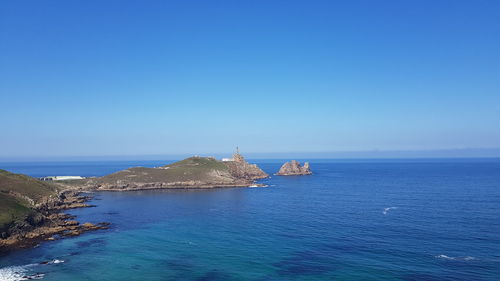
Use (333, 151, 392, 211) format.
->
(276, 160, 312, 176)
(84, 151, 268, 191)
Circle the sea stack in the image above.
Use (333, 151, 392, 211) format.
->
(275, 160, 312, 176)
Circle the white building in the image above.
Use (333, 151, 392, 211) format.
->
(40, 176, 85, 181)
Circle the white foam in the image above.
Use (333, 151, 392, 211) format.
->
(383, 207, 398, 215)
(436, 254, 476, 261)
(0, 258, 66, 281)
(436, 254, 455, 260)
(0, 264, 42, 281)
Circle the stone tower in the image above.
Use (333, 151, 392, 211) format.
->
(233, 146, 245, 163)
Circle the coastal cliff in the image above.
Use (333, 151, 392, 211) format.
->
(275, 160, 312, 176)
(87, 152, 268, 191)
(0, 169, 108, 254)
(223, 151, 268, 180)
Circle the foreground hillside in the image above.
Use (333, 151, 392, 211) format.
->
(0, 170, 107, 253)
(0, 169, 60, 233)
(88, 154, 268, 191)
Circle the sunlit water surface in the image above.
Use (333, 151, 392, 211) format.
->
(1, 159, 499, 280)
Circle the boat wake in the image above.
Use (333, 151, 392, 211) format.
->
(383, 207, 398, 215)
(435, 254, 476, 261)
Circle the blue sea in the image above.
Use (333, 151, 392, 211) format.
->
(1, 159, 500, 280)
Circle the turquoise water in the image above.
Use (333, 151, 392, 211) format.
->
(1, 160, 500, 280)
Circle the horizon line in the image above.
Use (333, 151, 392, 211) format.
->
(1, 148, 500, 162)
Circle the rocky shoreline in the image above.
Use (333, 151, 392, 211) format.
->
(94, 182, 267, 191)
(0, 192, 109, 255)
(0, 151, 268, 254)
(0, 180, 267, 254)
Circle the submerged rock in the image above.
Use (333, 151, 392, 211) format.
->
(276, 160, 312, 176)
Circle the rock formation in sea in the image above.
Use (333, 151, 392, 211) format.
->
(275, 160, 312, 176)
(86, 149, 268, 191)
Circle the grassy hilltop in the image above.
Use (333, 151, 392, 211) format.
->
(96, 157, 235, 187)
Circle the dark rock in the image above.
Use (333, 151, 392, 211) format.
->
(1, 191, 109, 254)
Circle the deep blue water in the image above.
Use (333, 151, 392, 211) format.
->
(1, 159, 500, 280)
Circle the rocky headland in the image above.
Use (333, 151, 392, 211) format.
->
(0, 169, 109, 255)
(85, 152, 268, 191)
(275, 160, 312, 176)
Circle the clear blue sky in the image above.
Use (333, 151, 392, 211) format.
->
(1, 0, 499, 159)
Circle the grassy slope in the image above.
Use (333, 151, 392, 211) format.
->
(164, 157, 229, 176)
(0, 169, 60, 231)
(0, 169, 60, 203)
(0, 193, 31, 230)
(99, 157, 233, 184)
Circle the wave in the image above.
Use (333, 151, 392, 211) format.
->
(435, 254, 476, 261)
(383, 207, 398, 215)
(0, 259, 65, 280)
(39, 259, 65, 265)
(0, 264, 43, 281)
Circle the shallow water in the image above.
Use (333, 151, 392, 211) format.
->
(1, 159, 500, 280)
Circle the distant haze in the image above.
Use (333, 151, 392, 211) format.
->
(1, 1, 499, 159)
(1, 148, 500, 162)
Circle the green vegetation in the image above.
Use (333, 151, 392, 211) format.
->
(0, 193, 31, 231)
(0, 169, 59, 233)
(99, 157, 233, 184)
(165, 156, 229, 171)
(161, 156, 230, 181)
(0, 169, 60, 203)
